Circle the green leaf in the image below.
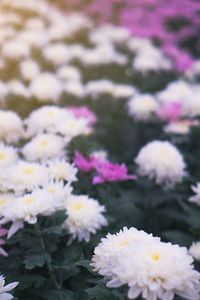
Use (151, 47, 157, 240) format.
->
(163, 230, 193, 247)
(179, 201, 200, 229)
(42, 226, 63, 235)
(45, 290, 74, 300)
(24, 252, 51, 269)
(86, 283, 120, 300)
(76, 260, 94, 274)
(18, 275, 46, 289)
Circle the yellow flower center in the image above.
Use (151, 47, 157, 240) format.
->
(151, 253, 161, 261)
(120, 240, 130, 247)
(50, 188, 56, 194)
(0, 199, 6, 206)
(73, 203, 84, 210)
(0, 153, 5, 160)
(24, 168, 34, 175)
(24, 197, 35, 205)
(40, 140, 48, 147)
(69, 122, 77, 129)
(47, 111, 54, 118)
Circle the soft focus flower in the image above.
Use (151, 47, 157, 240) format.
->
(19, 59, 40, 81)
(128, 94, 158, 121)
(47, 159, 77, 182)
(158, 102, 182, 122)
(93, 160, 137, 184)
(62, 194, 107, 242)
(0, 275, 18, 299)
(135, 140, 186, 187)
(189, 242, 200, 261)
(0, 143, 18, 169)
(0, 110, 24, 143)
(74, 151, 97, 173)
(66, 106, 97, 126)
(189, 183, 200, 205)
(164, 119, 199, 135)
(92, 227, 200, 300)
(0, 225, 8, 257)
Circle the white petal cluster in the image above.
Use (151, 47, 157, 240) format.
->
(189, 183, 200, 205)
(19, 59, 40, 81)
(92, 227, 200, 300)
(0, 143, 18, 169)
(62, 195, 107, 242)
(0, 275, 18, 299)
(135, 140, 186, 187)
(189, 242, 200, 261)
(128, 94, 158, 121)
(47, 159, 77, 182)
(0, 110, 24, 143)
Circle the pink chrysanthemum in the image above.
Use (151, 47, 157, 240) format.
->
(66, 106, 97, 125)
(158, 102, 182, 122)
(74, 151, 97, 173)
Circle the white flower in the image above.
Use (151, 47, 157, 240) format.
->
(1, 189, 62, 237)
(54, 117, 89, 138)
(64, 80, 85, 98)
(135, 140, 186, 187)
(19, 59, 40, 81)
(24, 105, 73, 136)
(0, 193, 16, 216)
(0, 110, 24, 143)
(90, 150, 107, 161)
(107, 240, 200, 300)
(85, 80, 114, 98)
(7, 80, 30, 97)
(1, 40, 30, 59)
(189, 242, 200, 261)
(164, 120, 198, 135)
(62, 195, 107, 242)
(56, 65, 81, 81)
(43, 43, 71, 65)
(113, 84, 136, 98)
(25, 18, 45, 30)
(3, 161, 48, 192)
(18, 29, 49, 48)
(29, 73, 63, 102)
(22, 133, 68, 161)
(128, 94, 158, 121)
(0, 275, 18, 299)
(0, 143, 18, 169)
(42, 180, 72, 207)
(91, 227, 159, 277)
(189, 183, 200, 205)
(157, 81, 193, 104)
(47, 159, 77, 182)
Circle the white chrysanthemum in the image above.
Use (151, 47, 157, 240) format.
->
(0, 81, 9, 99)
(62, 195, 107, 242)
(25, 18, 45, 30)
(128, 94, 158, 121)
(2, 40, 30, 59)
(86, 80, 114, 98)
(43, 43, 71, 65)
(7, 80, 30, 97)
(157, 81, 193, 104)
(0, 275, 18, 299)
(164, 120, 198, 135)
(47, 159, 77, 182)
(24, 105, 73, 136)
(42, 180, 72, 207)
(18, 29, 49, 48)
(189, 183, 200, 205)
(90, 150, 107, 161)
(64, 80, 85, 98)
(0, 193, 15, 216)
(135, 140, 186, 187)
(189, 242, 200, 261)
(3, 161, 48, 192)
(107, 240, 200, 300)
(56, 65, 81, 81)
(30, 73, 63, 102)
(0, 110, 24, 143)
(22, 133, 68, 161)
(19, 59, 40, 81)
(91, 227, 159, 277)
(182, 93, 200, 117)
(113, 84, 136, 98)
(1, 189, 62, 237)
(0, 143, 18, 169)
(54, 117, 89, 138)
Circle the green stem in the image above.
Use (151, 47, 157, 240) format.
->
(106, 183, 112, 215)
(34, 223, 61, 290)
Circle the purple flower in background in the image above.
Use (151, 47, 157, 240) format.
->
(0, 226, 8, 257)
(158, 102, 182, 122)
(66, 106, 97, 125)
(93, 160, 137, 184)
(74, 151, 97, 173)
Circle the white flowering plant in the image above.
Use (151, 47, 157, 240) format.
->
(0, 0, 200, 300)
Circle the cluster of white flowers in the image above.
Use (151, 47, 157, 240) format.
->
(135, 140, 186, 188)
(0, 0, 175, 104)
(0, 105, 105, 240)
(91, 227, 200, 300)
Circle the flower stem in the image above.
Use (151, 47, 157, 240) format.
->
(34, 223, 61, 290)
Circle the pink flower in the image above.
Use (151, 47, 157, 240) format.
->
(158, 102, 182, 122)
(66, 106, 97, 126)
(0, 225, 8, 257)
(74, 151, 97, 173)
(93, 160, 137, 184)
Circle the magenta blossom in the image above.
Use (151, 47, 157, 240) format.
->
(0, 225, 8, 256)
(93, 160, 137, 184)
(74, 151, 97, 173)
(158, 102, 182, 122)
(66, 106, 97, 126)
